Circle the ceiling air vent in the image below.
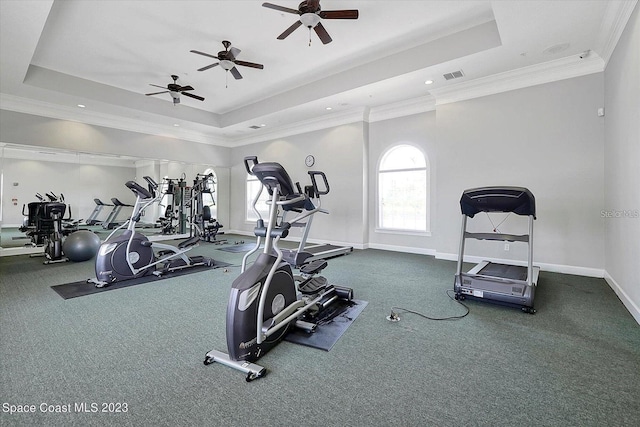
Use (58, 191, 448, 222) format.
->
(443, 70, 465, 80)
(248, 125, 262, 129)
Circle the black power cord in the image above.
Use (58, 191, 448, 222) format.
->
(387, 290, 470, 322)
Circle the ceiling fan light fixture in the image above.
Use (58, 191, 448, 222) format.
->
(220, 59, 235, 71)
(300, 12, 320, 28)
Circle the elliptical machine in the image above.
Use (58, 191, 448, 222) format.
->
(204, 157, 353, 381)
(89, 176, 213, 288)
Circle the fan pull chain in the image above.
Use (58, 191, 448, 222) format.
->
(309, 27, 312, 46)
(225, 71, 228, 89)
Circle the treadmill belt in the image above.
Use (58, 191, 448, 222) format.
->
(478, 263, 528, 281)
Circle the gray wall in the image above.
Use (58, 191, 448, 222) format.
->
(604, 4, 640, 321)
(229, 123, 367, 247)
(2, 155, 136, 225)
(365, 73, 606, 277)
(367, 111, 438, 253)
(0, 110, 232, 234)
(435, 74, 605, 273)
(0, 110, 231, 167)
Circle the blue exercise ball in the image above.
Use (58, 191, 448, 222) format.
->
(62, 230, 101, 262)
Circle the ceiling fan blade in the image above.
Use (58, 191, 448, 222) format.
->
(182, 92, 205, 101)
(314, 22, 332, 44)
(262, 2, 300, 14)
(229, 46, 241, 60)
(190, 50, 219, 60)
(145, 91, 169, 96)
(179, 85, 194, 91)
(149, 84, 167, 89)
(277, 20, 303, 39)
(197, 63, 220, 72)
(229, 66, 243, 80)
(319, 10, 359, 19)
(234, 60, 264, 69)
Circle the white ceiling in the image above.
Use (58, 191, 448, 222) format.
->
(0, 0, 635, 147)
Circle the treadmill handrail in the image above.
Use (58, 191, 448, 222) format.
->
(464, 232, 529, 243)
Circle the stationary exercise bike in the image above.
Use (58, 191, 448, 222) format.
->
(89, 176, 212, 288)
(204, 157, 353, 381)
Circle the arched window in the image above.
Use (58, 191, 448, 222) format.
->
(377, 145, 429, 232)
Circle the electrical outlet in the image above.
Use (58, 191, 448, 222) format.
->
(504, 243, 510, 251)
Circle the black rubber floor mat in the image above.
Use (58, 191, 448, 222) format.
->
(285, 299, 368, 351)
(51, 261, 231, 299)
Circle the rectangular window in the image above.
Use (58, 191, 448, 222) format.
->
(246, 178, 270, 221)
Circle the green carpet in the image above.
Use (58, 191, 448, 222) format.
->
(1, 235, 639, 426)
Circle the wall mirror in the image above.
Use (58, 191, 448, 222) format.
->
(0, 143, 222, 256)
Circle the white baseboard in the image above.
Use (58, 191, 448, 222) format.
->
(604, 271, 640, 325)
(368, 243, 436, 256)
(435, 252, 605, 278)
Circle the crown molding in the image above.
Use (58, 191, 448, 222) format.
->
(368, 96, 436, 123)
(595, 0, 638, 65)
(429, 54, 605, 106)
(229, 106, 369, 146)
(0, 93, 233, 147)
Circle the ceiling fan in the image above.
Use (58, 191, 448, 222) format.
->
(145, 75, 204, 105)
(262, 0, 359, 45)
(190, 40, 264, 86)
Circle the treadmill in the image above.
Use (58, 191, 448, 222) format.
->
(102, 198, 134, 229)
(279, 184, 352, 267)
(454, 186, 539, 313)
(85, 198, 113, 226)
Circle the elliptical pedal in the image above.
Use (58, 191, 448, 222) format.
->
(298, 276, 328, 295)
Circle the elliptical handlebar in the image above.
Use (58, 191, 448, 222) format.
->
(125, 180, 154, 200)
(244, 156, 259, 175)
(143, 176, 158, 190)
(308, 171, 329, 196)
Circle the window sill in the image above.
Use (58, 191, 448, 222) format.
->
(375, 228, 431, 237)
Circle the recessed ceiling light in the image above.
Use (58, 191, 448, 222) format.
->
(173, 123, 180, 127)
(424, 80, 433, 85)
(543, 42, 570, 55)
(260, 124, 266, 127)
(77, 104, 86, 108)
(325, 107, 332, 110)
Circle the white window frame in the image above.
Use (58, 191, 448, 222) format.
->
(376, 144, 430, 235)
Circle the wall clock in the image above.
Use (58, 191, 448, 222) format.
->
(305, 155, 315, 167)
